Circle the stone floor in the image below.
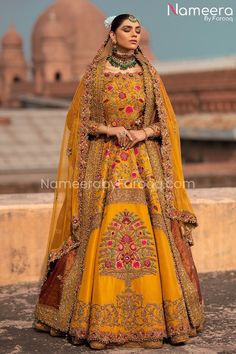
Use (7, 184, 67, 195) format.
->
(0, 271, 235, 354)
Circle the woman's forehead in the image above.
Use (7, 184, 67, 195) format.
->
(120, 19, 141, 28)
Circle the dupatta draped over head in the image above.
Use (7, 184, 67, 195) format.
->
(40, 35, 199, 299)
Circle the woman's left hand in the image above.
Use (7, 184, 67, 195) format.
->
(122, 129, 146, 150)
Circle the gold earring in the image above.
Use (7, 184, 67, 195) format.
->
(112, 41, 117, 53)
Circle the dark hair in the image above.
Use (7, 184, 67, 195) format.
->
(110, 14, 141, 32)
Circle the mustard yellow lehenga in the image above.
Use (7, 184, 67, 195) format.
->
(34, 38, 204, 348)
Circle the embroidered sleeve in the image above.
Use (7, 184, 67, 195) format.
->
(146, 110, 161, 139)
(147, 122, 161, 138)
(87, 120, 101, 137)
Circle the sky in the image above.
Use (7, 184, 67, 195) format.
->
(0, 0, 235, 63)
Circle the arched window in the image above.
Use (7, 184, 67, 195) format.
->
(55, 72, 62, 81)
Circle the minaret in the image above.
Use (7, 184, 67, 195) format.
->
(0, 25, 27, 105)
(33, 12, 71, 94)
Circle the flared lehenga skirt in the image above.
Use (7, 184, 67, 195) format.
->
(64, 138, 204, 345)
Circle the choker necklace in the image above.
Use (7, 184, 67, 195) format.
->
(107, 48, 138, 70)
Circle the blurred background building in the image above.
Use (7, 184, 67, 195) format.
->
(0, 0, 236, 193)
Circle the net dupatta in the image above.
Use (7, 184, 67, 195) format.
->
(39, 76, 84, 283)
(39, 35, 198, 284)
(39, 36, 114, 283)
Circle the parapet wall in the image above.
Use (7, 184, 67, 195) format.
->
(0, 188, 235, 285)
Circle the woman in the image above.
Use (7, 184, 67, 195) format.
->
(33, 14, 204, 350)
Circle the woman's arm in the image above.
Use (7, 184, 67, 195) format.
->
(87, 121, 134, 147)
(87, 121, 108, 137)
(143, 109, 161, 138)
(143, 122, 161, 139)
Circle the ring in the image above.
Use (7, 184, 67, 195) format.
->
(119, 131, 127, 137)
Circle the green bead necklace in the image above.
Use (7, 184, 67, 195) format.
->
(107, 47, 138, 70)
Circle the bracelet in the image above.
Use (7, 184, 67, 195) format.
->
(148, 123, 161, 137)
(88, 121, 100, 137)
(142, 128, 148, 140)
(106, 124, 112, 136)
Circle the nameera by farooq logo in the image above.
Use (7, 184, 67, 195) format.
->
(167, 2, 234, 22)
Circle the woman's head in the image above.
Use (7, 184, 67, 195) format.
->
(109, 14, 142, 52)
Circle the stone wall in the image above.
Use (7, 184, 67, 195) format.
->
(0, 188, 235, 285)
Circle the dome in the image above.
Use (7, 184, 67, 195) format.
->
(32, 0, 106, 60)
(40, 12, 64, 39)
(2, 25, 22, 46)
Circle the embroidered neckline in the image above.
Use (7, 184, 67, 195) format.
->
(103, 70, 143, 77)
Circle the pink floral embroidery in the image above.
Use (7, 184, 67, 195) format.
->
(134, 147, 139, 154)
(130, 243, 136, 250)
(105, 260, 112, 268)
(118, 244, 124, 251)
(144, 259, 151, 267)
(134, 221, 142, 227)
(114, 181, 120, 188)
(122, 253, 133, 264)
(116, 260, 123, 269)
(131, 171, 137, 178)
(121, 234, 132, 243)
(107, 240, 113, 246)
(133, 261, 141, 268)
(119, 92, 126, 99)
(125, 106, 134, 114)
(105, 149, 110, 157)
(103, 73, 145, 134)
(122, 217, 131, 225)
(120, 151, 129, 161)
(99, 209, 158, 277)
(111, 163, 116, 169)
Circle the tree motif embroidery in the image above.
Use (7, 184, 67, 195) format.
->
(98, 209, 158, 287)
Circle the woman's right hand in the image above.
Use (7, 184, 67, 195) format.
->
(107, 126, 133, 147)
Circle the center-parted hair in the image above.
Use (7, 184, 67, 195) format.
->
(110, 14, 141, 32)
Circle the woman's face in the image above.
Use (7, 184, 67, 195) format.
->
(110, 19, 141, 51)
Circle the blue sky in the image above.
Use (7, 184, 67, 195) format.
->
(0, 0, 235, 62)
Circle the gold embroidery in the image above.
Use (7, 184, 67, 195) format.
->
(87, 120, 102, 137)
(103, 71, 146, 130)
(148, 122, 161, 137)
(69, 290, 192, 344)
(107, 188, 147, 205)
(144, 140, 204, 327)
(35, 247, 84, 331)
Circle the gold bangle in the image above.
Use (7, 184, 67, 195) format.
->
(148, 124, 161, 137)
(106, 124, 111, 136)
(142, 128, 148, 140)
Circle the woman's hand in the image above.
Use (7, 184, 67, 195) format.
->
(107, 126, 133, 147)
(123, 129, 146, 150)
